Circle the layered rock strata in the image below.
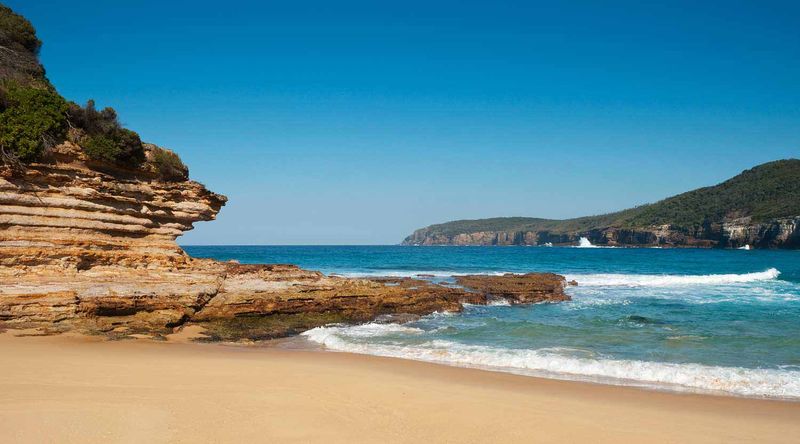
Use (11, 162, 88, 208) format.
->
(0, 146, 569, 340)
(0, 262, 570, 341)
(0, 143, 226, 269)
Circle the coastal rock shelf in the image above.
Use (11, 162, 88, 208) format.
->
(0, 262, 570, 340)
(0, 146, 569, 340)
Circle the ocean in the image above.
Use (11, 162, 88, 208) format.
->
(184, 244, 800, 399)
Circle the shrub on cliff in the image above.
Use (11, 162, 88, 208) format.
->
(0, 5, 50, 89)
(0, 82, 68, 162)
(68, 100, 145, 166)
(81, 128, 145, 165)
(150, 145, 189, 181)
(0, 5, 41, 54)
(67, 100, 118, 135)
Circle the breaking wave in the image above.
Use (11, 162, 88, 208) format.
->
(331, 268, 783, 290)
(302, 323, 800, 399)
(567, 268, 781, 287)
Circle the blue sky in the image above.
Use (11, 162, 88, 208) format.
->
(8, 1, 799, 244)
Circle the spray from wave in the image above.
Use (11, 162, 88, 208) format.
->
(572, 237, 617, 248)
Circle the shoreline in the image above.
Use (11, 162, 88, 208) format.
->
(279, 333, 800, 402)
(2, 332, 799, 443)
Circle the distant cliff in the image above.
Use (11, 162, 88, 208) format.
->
(403, 160, 800, 249)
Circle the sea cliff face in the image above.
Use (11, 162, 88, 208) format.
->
(0, 143, 226, 269)
(402, 217, 800, 248)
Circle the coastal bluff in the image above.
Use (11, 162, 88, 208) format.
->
(403, 159, 800, 248)
(0, 145, 570, 340)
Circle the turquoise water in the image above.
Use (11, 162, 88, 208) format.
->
(185, 245, 800, 398)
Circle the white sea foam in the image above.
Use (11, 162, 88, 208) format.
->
(331, 268, 784, 297)
(567, 268, 781, 287)
(487, 299, 512, 306)
(320, 322, 425, 338)
(568, 237, 619, 248)
(302, 325, 800, 399)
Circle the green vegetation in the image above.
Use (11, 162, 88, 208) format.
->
(68, 100, 145, 166)
(0, 82, 68, 162)
(0, 5, 41, 53)
(624, 160, 800, 227)
(0, 5, 49, 89)
(0, 4, 188, 180)
(412, 159, 800, 238)
(150, 145, 189, 181)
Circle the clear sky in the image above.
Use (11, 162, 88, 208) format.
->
(8, 0, 799, 244)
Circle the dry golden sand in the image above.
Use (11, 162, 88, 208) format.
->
(1, 330, 798, 443)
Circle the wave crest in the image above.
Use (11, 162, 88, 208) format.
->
(568, 268, 781, 287)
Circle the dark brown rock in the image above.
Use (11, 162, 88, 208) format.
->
(455, 273, 570, 304)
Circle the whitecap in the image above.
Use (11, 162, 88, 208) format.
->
(567, 268, 781, 287)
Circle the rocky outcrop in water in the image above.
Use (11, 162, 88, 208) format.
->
(454, 273, 572, 304)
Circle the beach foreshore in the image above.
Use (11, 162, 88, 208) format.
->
(1, 332, 798, 444)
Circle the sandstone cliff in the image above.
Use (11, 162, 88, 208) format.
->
(0, 144, 569, 340)
(1, 143, 226, 268)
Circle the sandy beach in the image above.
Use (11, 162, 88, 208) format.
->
(1, 331, 798, 444)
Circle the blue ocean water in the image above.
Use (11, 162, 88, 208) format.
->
(184, 245, 800, 398)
